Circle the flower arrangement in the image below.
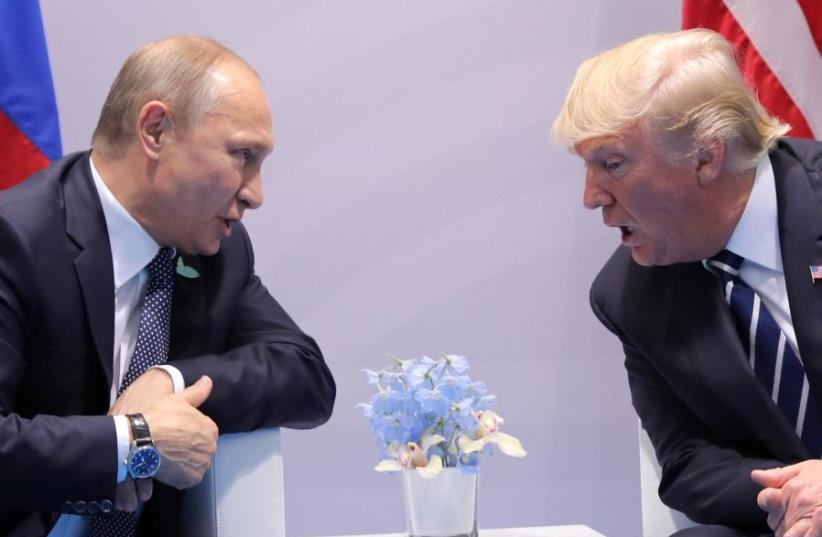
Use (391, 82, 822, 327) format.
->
(358, 354, 526, 479)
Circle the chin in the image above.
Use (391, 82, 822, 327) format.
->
(198, 243, 222, 257)
(182, 239, 222, 257)
(630, 247, 666, 267)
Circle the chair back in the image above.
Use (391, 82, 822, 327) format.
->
(639, 425, 696, 536)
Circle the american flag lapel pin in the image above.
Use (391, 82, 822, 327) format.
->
(810, 265, 822, 284)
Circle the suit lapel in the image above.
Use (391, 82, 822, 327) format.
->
(64, 153, 115, 386)
(666, 263, 807, 459)
(169, 254, 207, 359)
(774, 145, 822, 422)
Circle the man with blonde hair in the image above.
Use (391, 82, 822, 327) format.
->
(554, 29, 822, 537)
(0, 36, 335, 536)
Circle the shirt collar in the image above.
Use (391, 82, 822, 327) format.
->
(723, 153, 781, 272)
(88, 155, 161, 289)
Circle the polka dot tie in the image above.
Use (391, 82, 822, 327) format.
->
(89, 247, 175, 536)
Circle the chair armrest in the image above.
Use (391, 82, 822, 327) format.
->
(180, 427, 285, 537)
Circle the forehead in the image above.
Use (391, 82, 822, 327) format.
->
(573, 127, 649, 161)
(206, 65, 274, 149)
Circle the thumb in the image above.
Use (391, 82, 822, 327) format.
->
(180, 375, 213, 408)
(752, 464, 801, 488)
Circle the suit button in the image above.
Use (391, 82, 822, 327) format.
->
(73, 500, 87, 514)
(100, 499, 113, 513)
(87, 501, 100, 515)
(61, 501, 74, 514)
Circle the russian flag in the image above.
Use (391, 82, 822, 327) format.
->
(0, 0, 62, 189)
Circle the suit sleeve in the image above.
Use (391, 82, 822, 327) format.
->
(170, 226, 336, 432)
(591, 289, 778, 534)
(0, 214, 116, 511)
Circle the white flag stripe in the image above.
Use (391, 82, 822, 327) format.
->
(723, 0, 822, 137)
(797, 377, 810, 437)
(772, 333, 786, 403)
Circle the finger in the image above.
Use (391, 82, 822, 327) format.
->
(114, 479, 138, 512)
(135, 477, 153, 503)
(783, 518, 810, 537)
(760, 487, 784, 512)
(766, 504, 786, 532)
(807, 507, 822, 537)
(179, 376, 213, 407)
(754, 465, 803, 488)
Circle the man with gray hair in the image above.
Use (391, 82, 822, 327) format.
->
(0, 35, 335, 536)
(553, 29, 822, 537)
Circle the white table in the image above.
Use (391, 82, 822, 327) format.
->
(315, 525, 607, 537)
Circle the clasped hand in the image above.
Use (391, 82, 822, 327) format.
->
(108, 370, 218, 511)
(753, 461, 822, 537)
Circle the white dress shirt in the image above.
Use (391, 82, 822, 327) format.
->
(721, 153, 799, 356)
(49, 157, 185, 537)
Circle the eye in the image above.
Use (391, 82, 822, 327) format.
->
(604, 159, 622, 172)
(233, 148, 254, 163)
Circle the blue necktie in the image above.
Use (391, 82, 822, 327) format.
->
(89, 247, 175, 537)
(708, 249, 822, 456)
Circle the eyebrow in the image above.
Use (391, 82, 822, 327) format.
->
(232, 138, 274, 154)
(581, 140, 627, 161)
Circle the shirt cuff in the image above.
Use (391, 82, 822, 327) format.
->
(152, 364, 185, 394)
(113, 415, 130, 483)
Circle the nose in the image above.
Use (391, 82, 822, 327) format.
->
(582, 167, 614, 210)
(238, 171, 263, 211)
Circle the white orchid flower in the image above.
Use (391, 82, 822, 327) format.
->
(374, 433, 447, 478)
(457, 410, 527, 458)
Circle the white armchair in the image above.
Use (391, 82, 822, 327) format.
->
(639, 425, 696, 536)
(180, 427, 286, 537)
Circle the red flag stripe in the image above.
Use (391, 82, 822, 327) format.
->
(723, 0, 822, 138)
(0, 110, 50, 189)
(797, 0, 822, 57)
(682, 0, 818, 139)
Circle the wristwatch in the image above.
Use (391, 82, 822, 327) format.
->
(126, 413, 161, 479)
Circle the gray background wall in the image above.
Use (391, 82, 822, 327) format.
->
(40, 2, 680, 536)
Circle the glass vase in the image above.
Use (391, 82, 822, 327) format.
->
(401, 467, 478, 537)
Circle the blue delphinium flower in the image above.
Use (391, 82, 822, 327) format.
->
(358, 354, 526, 478)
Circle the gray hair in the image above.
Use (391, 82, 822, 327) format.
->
(92, 35, 254, 156)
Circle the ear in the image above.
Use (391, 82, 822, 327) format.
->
(694, 139, 726, 186)
(136, 101, 173, 160)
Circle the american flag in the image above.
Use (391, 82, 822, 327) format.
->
(810, 265, 822, 283)
(683, 0, 822, 141)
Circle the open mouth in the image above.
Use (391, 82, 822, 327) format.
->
(620, 226, 635, 241)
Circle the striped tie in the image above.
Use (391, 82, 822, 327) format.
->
(708, 249, 822, 456)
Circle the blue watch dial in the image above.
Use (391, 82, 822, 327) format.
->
(127, 445, 161, 479)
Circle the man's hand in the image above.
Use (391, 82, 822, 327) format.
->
(109, 368, 174, 416)
(753, 461, 822, 536)
(114, 477, 153, 512)
(144, 375, 218, 490)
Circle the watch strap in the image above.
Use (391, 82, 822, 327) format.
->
(127, 413, 153, 448)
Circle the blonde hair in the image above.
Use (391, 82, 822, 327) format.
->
(551, 29, 788, 172)
(92, 35, 253, 157)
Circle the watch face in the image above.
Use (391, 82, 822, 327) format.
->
(127, 446, 161, 479)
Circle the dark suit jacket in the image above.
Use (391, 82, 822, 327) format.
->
(591, 138, 822, 535)
(0, 151, 336, 537)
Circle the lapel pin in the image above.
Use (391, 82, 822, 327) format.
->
(810, 265, 822, 284)
(176, 257, 200, 279)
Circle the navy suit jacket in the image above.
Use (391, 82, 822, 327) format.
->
(591, 138, 822, 535)
(0, 152, 336, 536)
